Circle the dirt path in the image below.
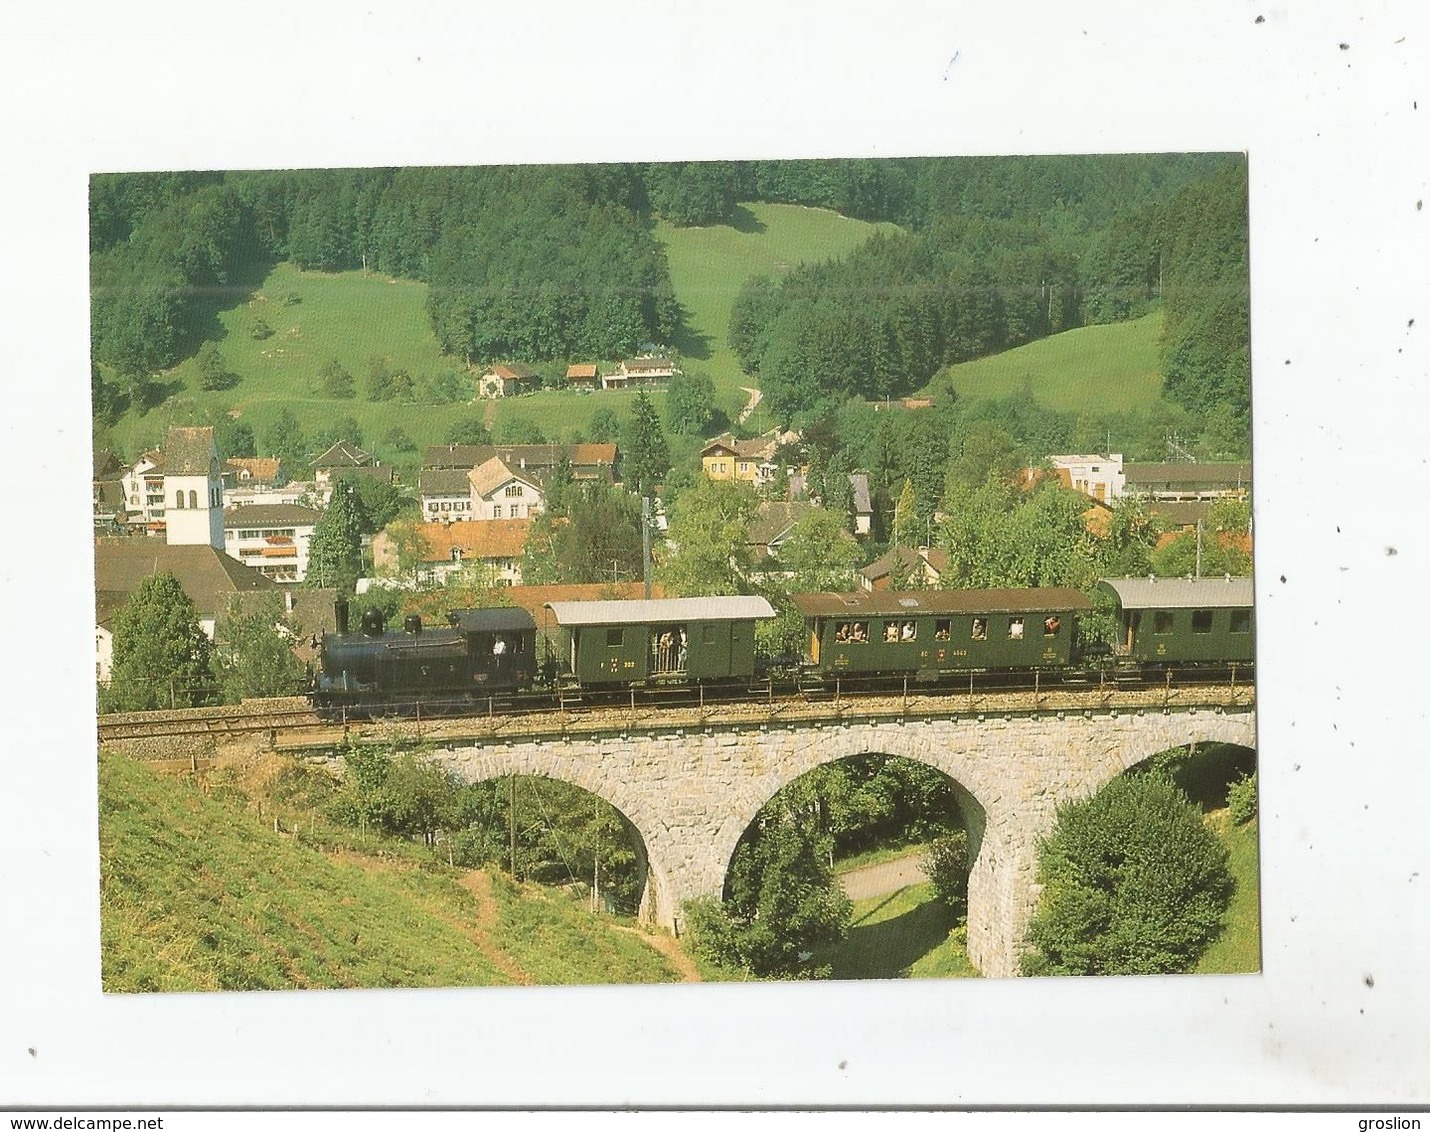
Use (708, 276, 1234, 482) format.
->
(737, 386, 763, 425)
(457, 868, 534, 985)
(838, 850, 929, 902)
(611, 923, 701, 983)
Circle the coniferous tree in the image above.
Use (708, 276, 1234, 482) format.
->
(622, 390, 670, 497)
(307, 484, 364, 594)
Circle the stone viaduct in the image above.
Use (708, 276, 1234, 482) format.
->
(418, 690, 1256, 978)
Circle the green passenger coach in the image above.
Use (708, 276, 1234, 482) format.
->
(791, 588, 1092, 683)
(543, 596, 776, 687)
(1096, 576, 1255, 669)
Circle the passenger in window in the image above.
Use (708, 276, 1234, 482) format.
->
(835, 622, 851, 643)
(972, 618, 987, 641)
(1044, 616, 1060, 635)
(934, 622, 950, 641)
(884, 622, 900, 642)
(852, 622, 869, 643)
(1009, 618, 1024, 640)
(901, 621, 916, 640)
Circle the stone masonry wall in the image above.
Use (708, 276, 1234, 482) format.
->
(431, 705, 1256, 978)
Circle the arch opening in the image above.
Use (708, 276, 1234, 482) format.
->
(700, 752, 987, 980)
(442, 772, 652, 918)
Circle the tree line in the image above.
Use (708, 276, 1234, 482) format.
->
(727, 159, 1251, 437)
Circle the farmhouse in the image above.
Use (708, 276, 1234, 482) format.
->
(478, 362, 538, 399)
(701, 433, 778, 484)
(600, 355, 679, 391)
(564, 363, 600, 390)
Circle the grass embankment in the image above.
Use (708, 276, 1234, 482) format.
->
(1195, 813, 1262, 974)
(106, 204, 897, 457)
(98, 752, 682, 992)
(924, 308, 1167, 416)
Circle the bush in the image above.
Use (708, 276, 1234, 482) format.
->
(1227, 772, 1257, 825)
(251, 318, 273, 340)
(1021, 772, 1232, 976)
(921, 831, 969, 913)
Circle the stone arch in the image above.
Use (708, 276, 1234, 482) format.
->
(433, 741, 671, 927)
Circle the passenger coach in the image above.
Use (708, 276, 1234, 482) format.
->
(791, 588, 1092, 684)
(542, 596, 777, 688)
(1096, 575, 1255, 673)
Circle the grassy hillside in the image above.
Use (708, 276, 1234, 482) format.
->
(925, 309, 1167, 416)
(1195, 813, 1262, 974)
(655, 202, 901, 422)
(98, 752, 683, 992)
(103, 204, 898, 460)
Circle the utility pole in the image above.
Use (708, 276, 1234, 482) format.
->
(642, 495, 653, 599)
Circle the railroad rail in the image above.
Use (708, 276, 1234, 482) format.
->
(97, 678, 1255, 754)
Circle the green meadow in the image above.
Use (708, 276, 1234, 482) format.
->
(927, 308, 1167, 415)
(103, 203, 898, 458)
(98, 753, 682, 992)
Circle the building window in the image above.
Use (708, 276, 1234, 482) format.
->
(451, 548, 463, 562)
(174, 491, 184, 508)
(190, 490, 199, 509)
(428, 502, 439, 512)
(493, 505, 502, 519)
(505, 484, 523, 498)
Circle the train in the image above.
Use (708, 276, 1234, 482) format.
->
(311, 575, 1255, 719)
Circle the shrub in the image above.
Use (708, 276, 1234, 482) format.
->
(1227, 772, 1257, 825)
(921, 831, 969, 914)
(1021, 772, 1232, 976)
(251, 318, 273, 340)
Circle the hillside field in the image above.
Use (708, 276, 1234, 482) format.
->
(98, 752, 685, 991)
(102, 204, 899, 459)
(925, 309, 1167, 415)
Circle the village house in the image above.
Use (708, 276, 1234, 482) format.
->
(564, 363, 600, 391)
(859, 545, 948, 592)
(478, 362, 538, 399)
(469, 457, 544, 520)
(419, 443, 618, 517)
(222, 503, 322, 583)
(370, 518, 533, 588)
(787, 470, 875, 538)
(120, 449, 168, 533)
(1044, 454, 1126, 504)
(1122, 461, 1252, 502)
(701, 433, 779, 485)
(600, 354, 679, 391)
(311, 440, 376, 487)
(746, 501, 820, 568)
(93, 449, 129, 532)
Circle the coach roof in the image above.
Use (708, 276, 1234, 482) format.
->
(544, 596, 776, 626)
(1098, 576, 1253, 610)
(791, 588, 1092, 618)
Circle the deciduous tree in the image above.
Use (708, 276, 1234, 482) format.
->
(213, 594, 307, 702)
(1022, 772, 1232, 975)
(307, 484, 364, 594)
(101, 573, 216, 711)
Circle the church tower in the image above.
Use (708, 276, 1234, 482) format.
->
(162, 426, 224, 549)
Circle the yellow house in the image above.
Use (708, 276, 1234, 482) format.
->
(701, 434, 777, 483)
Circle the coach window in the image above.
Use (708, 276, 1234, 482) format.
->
(606, 628, 623, 647)
(1192, 609, 1214, 634)
(1154, 611, 1175, 634)
(883, 620, 900, 643)
(1008, 617, 1025, 640)
(1043, 616, 1061, 636)
(971, 617, 987, 641)
(934, 620, 951, 641)
(1230, 609, 1252, 634)
(850, 621, 869, 643)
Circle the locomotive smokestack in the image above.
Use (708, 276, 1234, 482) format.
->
(334, 598, 350, 636)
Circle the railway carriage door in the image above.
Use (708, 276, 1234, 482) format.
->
(810, 619, 821, 664)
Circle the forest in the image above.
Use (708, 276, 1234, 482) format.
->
(90, 155, 1250, 459)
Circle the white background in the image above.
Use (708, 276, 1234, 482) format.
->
(1, 0, 1427, 1109)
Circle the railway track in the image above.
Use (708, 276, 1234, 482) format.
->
(97, 672, 1255, 750)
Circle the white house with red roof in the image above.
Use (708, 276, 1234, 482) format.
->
(468, 457, 545, 521)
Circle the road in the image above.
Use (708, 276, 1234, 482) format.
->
(838, 850, 929, 901)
